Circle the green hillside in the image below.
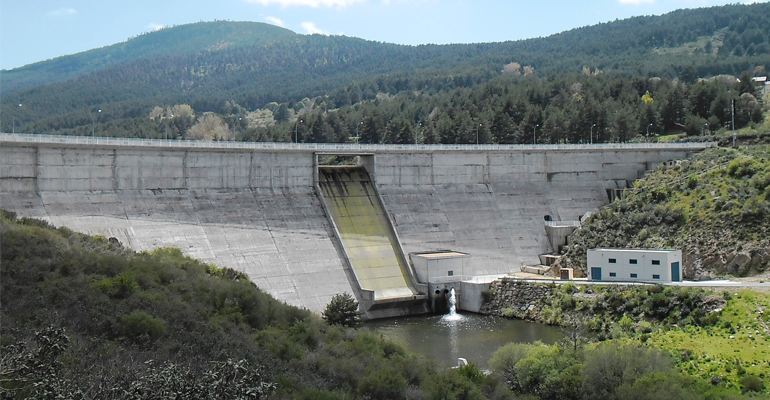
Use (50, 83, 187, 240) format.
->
(1, 21, 298, 93)
(556, 144, 770, 279)
(0, 211, 451, 399)
(3, 212, 769, 398)
(2, 3, 770, 139)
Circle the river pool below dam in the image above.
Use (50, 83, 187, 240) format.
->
(365, 312, 564, 369)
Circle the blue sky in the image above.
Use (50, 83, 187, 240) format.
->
(1, 0, 767, 70)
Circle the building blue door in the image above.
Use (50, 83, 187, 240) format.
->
(671, 262, 680, 282)
(591, 267, 602, 281)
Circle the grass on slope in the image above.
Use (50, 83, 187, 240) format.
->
(557, 145, 770, 278)
(646, 290, 770, 392)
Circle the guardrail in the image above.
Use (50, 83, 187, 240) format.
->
(428, 275, 477, 284)
(1, 133, 717, 152)
(544, 220, 581, 227)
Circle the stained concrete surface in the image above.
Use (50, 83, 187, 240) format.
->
(318, 166, 417, 300)
(0, 135, 713, 314)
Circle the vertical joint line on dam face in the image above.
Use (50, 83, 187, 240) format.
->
(33, 146, 40, 193)
(182, 150, 188, 189)
(111, 149, 117, 191)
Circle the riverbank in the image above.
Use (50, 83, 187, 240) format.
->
(479, 278, 770, 392)
(478, 278, 727, 329)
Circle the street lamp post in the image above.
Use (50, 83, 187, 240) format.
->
(590, 123, 596, 144)
(702, 123, 709, 136)
(13, 103, 22, 134)
(415, 122, 421, 145)
(646, 123, 653, 137)
(92, 108, 101, 137)
(295, 119, 303, 143)
(356, 121, 363, 144)
(533, 124, 539, 145)
(476, 123, 482, 145)
(165, 114, 174, 140)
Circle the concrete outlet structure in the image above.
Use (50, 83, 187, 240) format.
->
(0, 134, 712, 316)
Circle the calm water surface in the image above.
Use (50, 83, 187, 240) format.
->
(365, 312, 564, 368)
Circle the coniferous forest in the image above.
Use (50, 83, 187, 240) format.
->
(2, 3, 769, 143)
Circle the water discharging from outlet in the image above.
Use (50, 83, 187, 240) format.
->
(442, 288, 463, 322)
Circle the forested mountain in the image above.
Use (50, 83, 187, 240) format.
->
(2, 2, 769, 142)
(1, 21, 298, 93)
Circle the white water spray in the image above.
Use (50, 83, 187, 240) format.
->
(442, 288, 462, 322)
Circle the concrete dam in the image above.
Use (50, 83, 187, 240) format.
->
(0, 134, 713, 317)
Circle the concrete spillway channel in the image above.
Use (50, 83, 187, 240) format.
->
(316, 166, 428, 317)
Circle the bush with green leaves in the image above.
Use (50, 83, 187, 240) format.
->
(322, 292, 362, 328)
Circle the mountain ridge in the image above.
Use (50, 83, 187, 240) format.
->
(1, 20, 298, 93)
(2, 3, 769, 137)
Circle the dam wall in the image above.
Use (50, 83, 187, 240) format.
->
(372, 148, 697, 274)
(0, 134, 713, 314)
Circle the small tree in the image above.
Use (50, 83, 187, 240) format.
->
(322, 293, 361, 328)
(186, 112, 232, 141)
(560, 315, 591, 351)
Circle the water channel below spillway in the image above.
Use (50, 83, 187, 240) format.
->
(365, 313, 564, 369)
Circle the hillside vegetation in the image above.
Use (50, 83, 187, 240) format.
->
(3, 212, 769, 399)
(483, 281, 770, 397)
(2, 3, 769, 141)
(0, 211, 451, 399)
(556, 144, 770, 279)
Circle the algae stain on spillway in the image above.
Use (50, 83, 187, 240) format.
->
(319, 166, 416, 300)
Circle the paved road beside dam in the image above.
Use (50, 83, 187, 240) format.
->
(0, 134, 713, 313)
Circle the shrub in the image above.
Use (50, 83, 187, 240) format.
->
(686, 175, 699, 189)
(122, 310, 166, 342)
(740, 375, 764, 393)
(619, 315, 635, 333)
(356, 366, 406, 400)
(457, 363, 484, 384)
(322, 293, 361, 328)
(481, 288, 495, 303)
(727, 158, 760, 178)
(0, 209, 18, 221)
(501, 308, 516, 318)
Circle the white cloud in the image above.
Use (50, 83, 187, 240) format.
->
(301, 21, 329, 34)
(243, 0, 364, 8)
(47, 7, 77, 17)
(618, 0, 655, 4)
(146, 23, 165, 31)
(265, 16, 286, 27)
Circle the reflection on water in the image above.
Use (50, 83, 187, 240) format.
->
(365, 313, 563, 369)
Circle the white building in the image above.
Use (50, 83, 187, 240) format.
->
(410, 251, 470, 284)
(587, 248, 682, 282)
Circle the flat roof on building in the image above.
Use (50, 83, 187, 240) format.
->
(412, 251, 469, 258)
(589, 248, 680, 253)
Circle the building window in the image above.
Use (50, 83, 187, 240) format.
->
(629, 259, 638, 265)
(448, 270, 453, 276)
(609, 272, 617, 277)
(608, 258, 617, 264)
(653, 274, 660, 279)
(630, 273, 638, 278)
(652, 260, 661, 265)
